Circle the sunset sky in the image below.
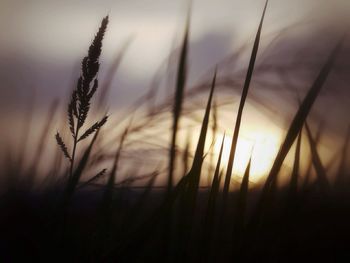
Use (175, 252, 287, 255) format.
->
(1, 0, 348, 107)
(1, 0, 349, 183)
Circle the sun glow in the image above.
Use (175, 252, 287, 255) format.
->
(214, 130, 280, 183)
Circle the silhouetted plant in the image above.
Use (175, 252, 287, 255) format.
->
(55, 16, 109, 179)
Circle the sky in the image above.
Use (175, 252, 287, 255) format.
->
(0, 0, 349, 183)
(1, 0, 349, 108)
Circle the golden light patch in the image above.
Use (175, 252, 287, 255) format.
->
(214, 130, 280, 183)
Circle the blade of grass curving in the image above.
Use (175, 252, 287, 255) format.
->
(250, 37, 343, 232)
(302, 122, 324, 191)
(222, 0, 268, 216)
(263, 40, 341, 191)
(176, 68, 217, 261)
(305, 122, 330, 192)
(77, 168, 107, 189)
(167, 16, 189, 193)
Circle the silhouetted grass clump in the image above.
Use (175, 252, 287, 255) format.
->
(1, 2, 350, 262)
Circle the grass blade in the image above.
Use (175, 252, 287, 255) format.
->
(202, 133, 225, 253)
(186, 68, 217, 210)
(167, 17, 189, 192)
(183, 130, 192, 176)
(175, 68, 217, 261)
(305, 122, 330, 192)
(206, 133, 225, 224)
(208, 98, 218, 185)
(222, 0, 269, 215)
(77, 168, 107, 189)
(252, 38, 342, 229)
(302, 122, 324, 190)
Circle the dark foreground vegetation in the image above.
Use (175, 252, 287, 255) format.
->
(1, 1, 350, 262)
(2, 187, 350, 262)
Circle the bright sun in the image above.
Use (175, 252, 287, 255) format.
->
(213, 130, 280, 183)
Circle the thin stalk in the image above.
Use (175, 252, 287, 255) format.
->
(69, 123, 80, 178)
(222, 0, 268, 221)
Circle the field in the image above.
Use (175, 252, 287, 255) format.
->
(1, 1, 350, 262)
